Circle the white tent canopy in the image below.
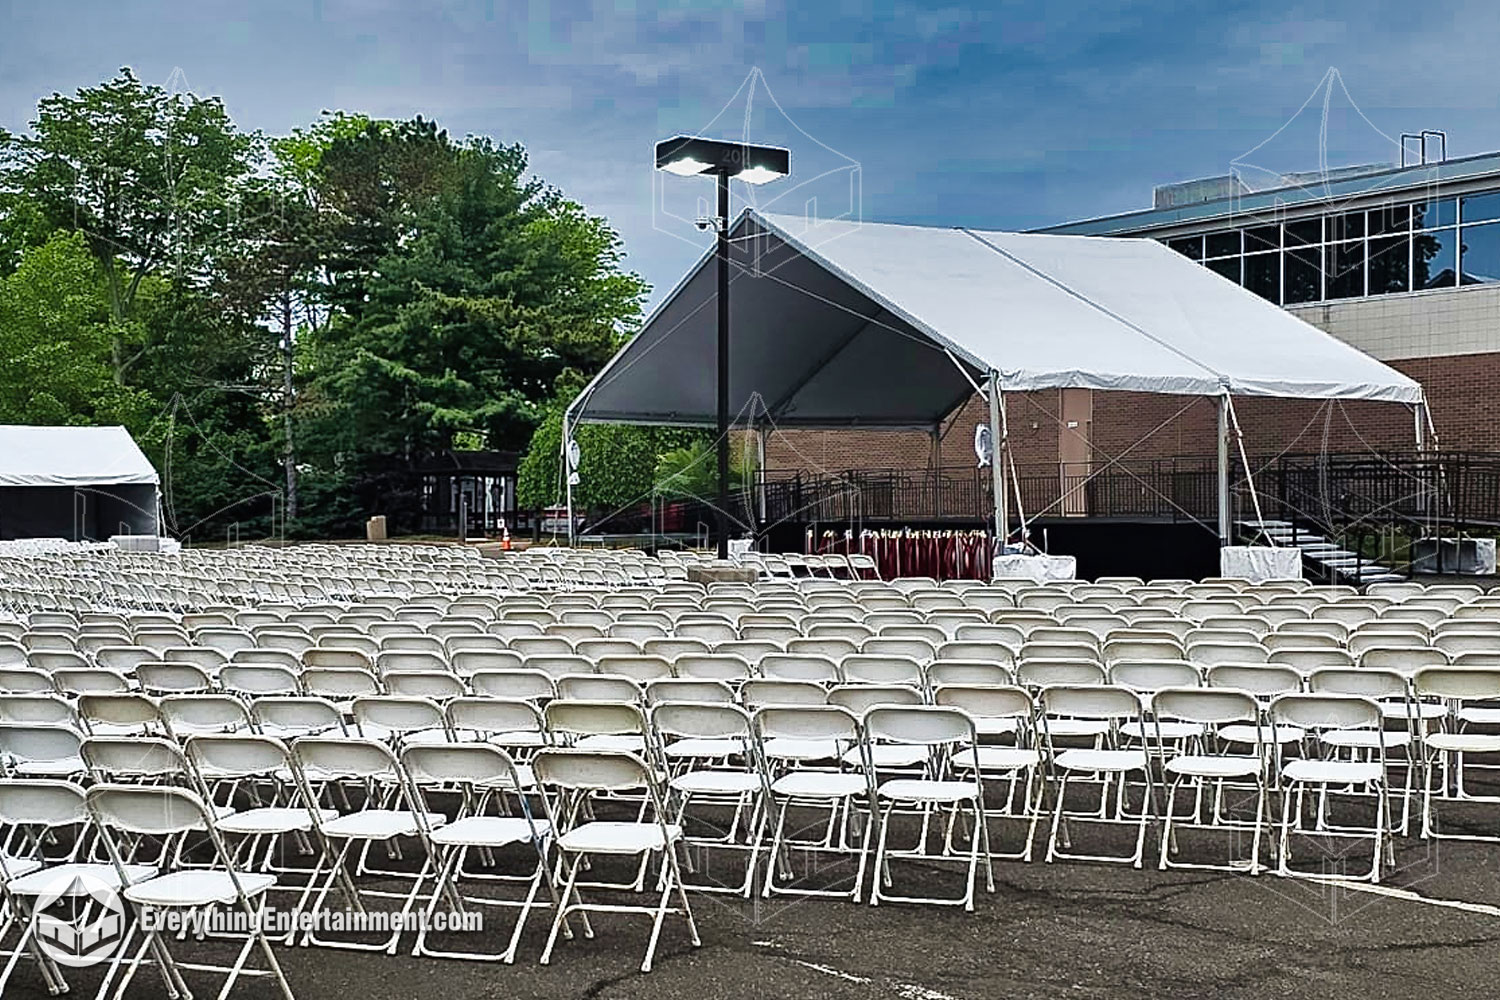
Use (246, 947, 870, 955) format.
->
(573, 210, 1422, 432)
(0, 425, 159, 487)
(567, 210, 1425, 545)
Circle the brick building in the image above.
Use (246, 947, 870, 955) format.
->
(764, 152, 1500, 485)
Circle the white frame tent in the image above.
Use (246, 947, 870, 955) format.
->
(565, 210, 1426, 547)
(0, 425, 162, 541)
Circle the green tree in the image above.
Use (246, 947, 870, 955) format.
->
(0, 68, 255, 381)
(0, 231, 152, 425)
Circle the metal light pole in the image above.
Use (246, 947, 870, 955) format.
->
(655, 135, 789, 560)
(715, 173, 731, 559)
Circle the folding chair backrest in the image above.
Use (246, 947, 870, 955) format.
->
(925, 659, 1012, 688)
(446, 697, 546, 739)
(291, 736, 400, 781)
(1109, 660, 1201, 692)
(1359, 647, 1447, 673)
(532, 749, 651, 792)
(82, 735, 189, 781)
(864, 704, 973, 746)
(556, 674, 642, 703)
(352, 696, 447, 736)
(753, 704, 861, 743)
(88, 783, 214, 837)
(839, 654, 924, 686)
(760, 653, 841, 684)
(544, 699, 646, 739)
(828, 684, 923, 715)
(1152, 687, 1259, 728)
(1308, 668, 1407, 700)
(401, 742, 529, 791)
(651, 702, 754, 742)
(1039, 684, 1142, 721)
(1267, 647, 1354, 672)
(933, 684, 1034, 726)
(184, 733, 293, 781)
(1414, 666, 1500, 702)
(1016, 659, 1106, 688)
(1269, 693, 1382, 732)
(469, 669, 554, 701)
(159, 695, 250, 736)
(0, 778, 88, 826)
(0, 724, 81, 765)
(741, 679, 828, 709)
(644, 678, 735, 704)
(250, 696, 345, 736)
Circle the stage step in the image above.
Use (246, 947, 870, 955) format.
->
(1235, 519, 1407, 586)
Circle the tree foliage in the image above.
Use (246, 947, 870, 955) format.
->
(0, 71, 651, 540)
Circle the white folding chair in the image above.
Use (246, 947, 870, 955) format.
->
(532, 749, 699, 973)
(865, 705, 993, 910)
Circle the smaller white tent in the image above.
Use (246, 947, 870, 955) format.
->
(0, 426, 160, 540)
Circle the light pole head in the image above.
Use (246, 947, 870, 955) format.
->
(654, 136, 789, 184)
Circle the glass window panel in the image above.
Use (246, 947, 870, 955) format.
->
(1368, 205, 1409, 236)
(1284, 246, 1321, 303)
(1413, 227, 1457, 288)
(1206, 256, 1240, 283)
(1166, 236, 1202, 261)
(1205, 231, 1240, 258)
(1244, 225, 1280, 252)
(1460, 222, 1500, 285)
(1242, 252, 1279, 303)
(1327, 241, 1365, 298)
(1328, 212, 1365, 243)
(1285, 218, 1321, 246)
(1413, 197, 1457, 230)
(1462, 192, 1500, 226)
(1367, 235, 1410, 295)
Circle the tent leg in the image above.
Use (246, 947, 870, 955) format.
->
(988, 371, 1006, 549)
(563, 409, 575, 546)
(930, 427, 942, 519)
(756, 428, 767, 530)
(1217, 394, 1231, 545)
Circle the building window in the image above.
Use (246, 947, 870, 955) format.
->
(1460, 221, 1500, 285)
(1205, 230, 1241, 258)
(1166, 235, 1202, 260)
(1285, 218, 1322, 246)
(1415, 227, 1458, 288)
(1284, 245, 1322, 303)
(1206, 256, 1240, 283)
(1327, 241, 1365, 299)
(1461, 192, 1500, 226)
(1242, 251, 1280, 302)
(1413, 197, 1457, 230)
(1367, 234, 1410, 295)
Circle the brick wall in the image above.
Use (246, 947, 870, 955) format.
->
(764, 350, 1500, 488)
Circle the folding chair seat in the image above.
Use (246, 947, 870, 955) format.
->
(289, 736, 447, 950)
(1040, 685, 1154, 867)
(533, 749, 698, 972)
(400, 743, 554, 961)
(753, 705, 873, 902)
(1270, 694, 1394, 882)
(864, 705, 994, 909)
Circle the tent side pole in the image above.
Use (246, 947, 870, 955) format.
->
(988, 371, 1006, 547)
(1217, 393, 1231, 544)
(562, 408, 575, 546)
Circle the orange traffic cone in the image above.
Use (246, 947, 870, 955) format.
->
(501, 522, 513, 551)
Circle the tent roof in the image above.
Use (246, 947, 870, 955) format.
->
(573, 210, 1423, 429)
(0, 426, 160, 488)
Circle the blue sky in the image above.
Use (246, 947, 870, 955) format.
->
(2, 0, 1497, 308)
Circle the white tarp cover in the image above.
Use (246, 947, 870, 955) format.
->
(993, 553, 1078, 583)
(1220, 545, 1304, 583)
(574, 210, 1421, 428)
(0, 425, 159, 487)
